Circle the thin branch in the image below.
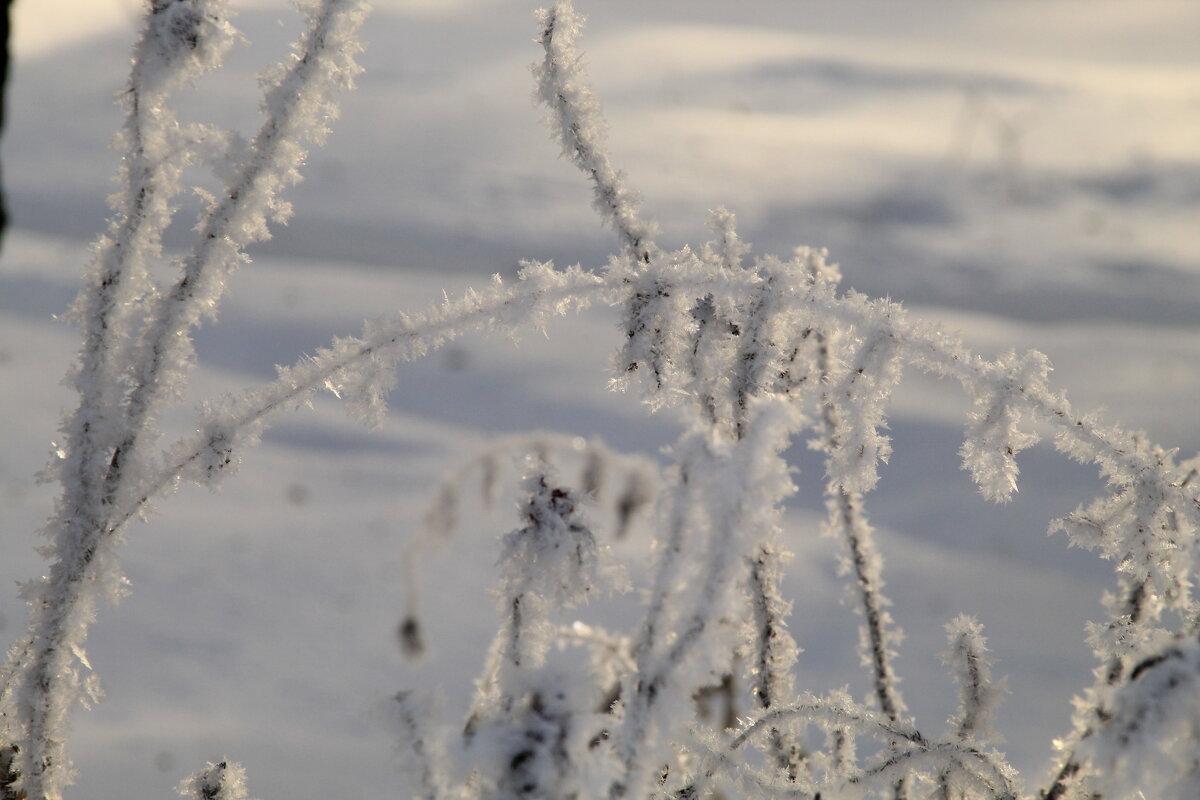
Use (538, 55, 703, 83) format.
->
(534, 1, 659, 265)
(2, 4, 366, 797)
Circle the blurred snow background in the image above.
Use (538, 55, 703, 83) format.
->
(1, 0, 1198, 797)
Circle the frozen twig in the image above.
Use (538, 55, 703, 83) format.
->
(746, 543, 806, 782)
(384, 692, 448, 800)
(731, 696, 1017, 800)
(0, 3, 366, 798)
(177, 760, 255, 800)
(534, 1, 658, 265)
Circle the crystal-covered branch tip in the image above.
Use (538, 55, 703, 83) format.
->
(177, 760, 254, 800)
(534, 1, 659, 264)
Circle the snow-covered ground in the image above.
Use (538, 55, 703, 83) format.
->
(2, 1, 1198, 797)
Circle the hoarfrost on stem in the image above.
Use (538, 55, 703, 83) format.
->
(0, 1, 367, 797)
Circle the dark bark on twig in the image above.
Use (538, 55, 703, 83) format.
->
(0, 0, 11, 252)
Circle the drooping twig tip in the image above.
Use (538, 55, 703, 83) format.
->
(398, 615, 426, 660)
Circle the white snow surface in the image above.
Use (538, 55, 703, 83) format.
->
(1, 1, 1198, 798)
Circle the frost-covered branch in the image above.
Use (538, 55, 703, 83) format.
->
(0, 743, 19, 800)
(400, 431, 656, 661)
(942, 616, 1004, 745)
(939, 617, 1006, 799)
(68, 0, 237, 514)
(746, 542, 806, 782)
(177, 760, 255, 800)
(116, 0, 368, 502)
(534, 2, 658, 265)
(457, 467, 624, 798)
(116, 265, 612, 531)
(1039, 454, 1199, 800)
(1075, 640, 1200, 800)
(416, 431, 658, 543)
(384, 692, 449, 800)
(0, 2, 366, 798)
(796, 251, 909, 799)
(730, 695, 1017, 800)
(612, 398, 806, 796)
(3, 8, 239, 791)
